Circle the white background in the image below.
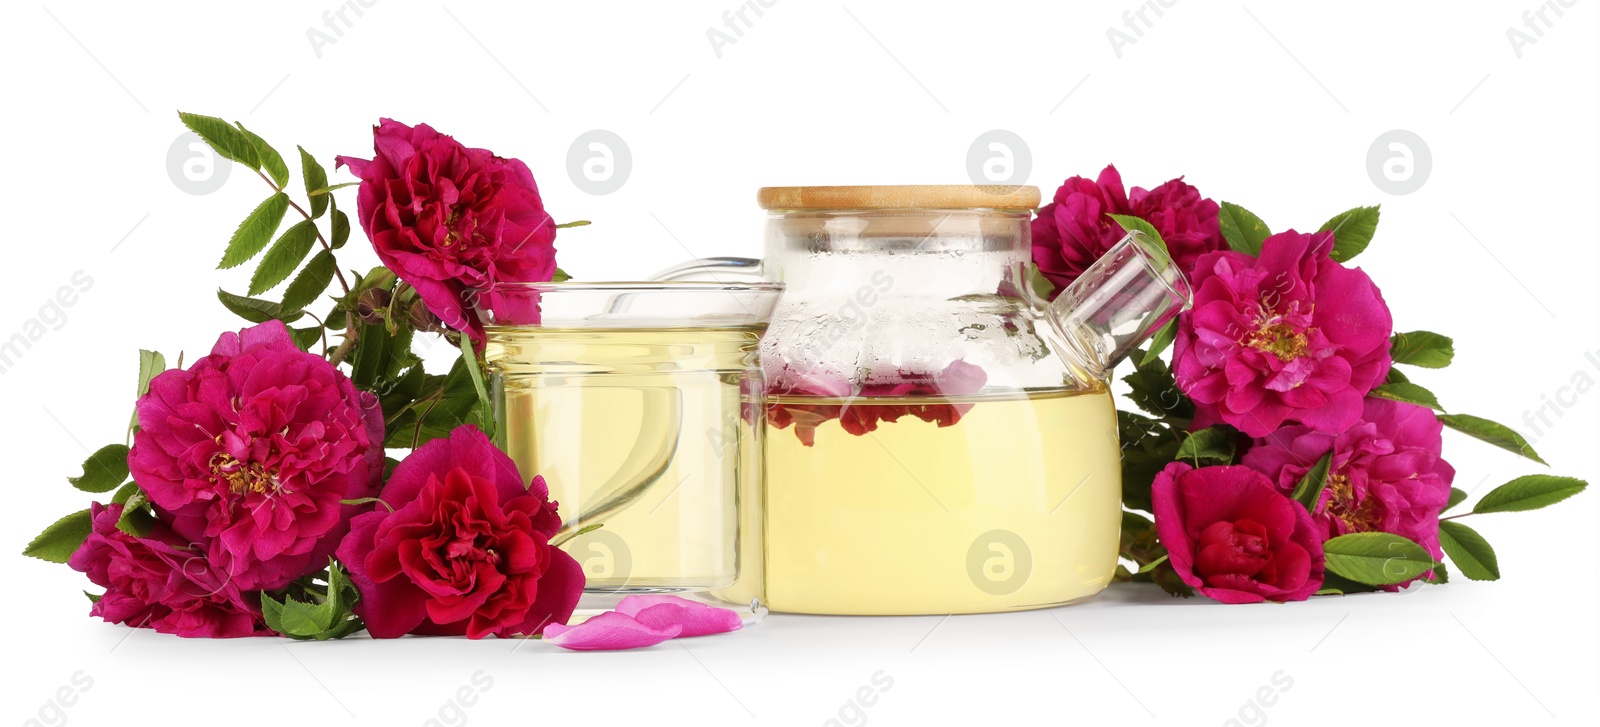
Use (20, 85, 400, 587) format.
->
(2, 1, 1597, 725)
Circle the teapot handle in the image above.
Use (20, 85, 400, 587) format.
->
(650, 256, 765, 282)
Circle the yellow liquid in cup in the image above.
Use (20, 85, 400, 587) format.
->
(488, 327, 764, 611)
(762, 388, 1122, 615)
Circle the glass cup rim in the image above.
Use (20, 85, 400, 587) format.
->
(494, 280, 785, 294)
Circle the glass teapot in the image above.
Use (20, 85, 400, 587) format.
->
(657, 185, 1191, 615)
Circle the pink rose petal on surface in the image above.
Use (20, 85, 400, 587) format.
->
(615, 595, 744, 638)
(542, 611, 682, 651)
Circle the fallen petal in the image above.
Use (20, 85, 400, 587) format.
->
(542, 611, 681, 651)
(616, 594, 744, 638)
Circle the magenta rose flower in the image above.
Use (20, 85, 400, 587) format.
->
(69, 503, 268, 638)
(337, 119, 558, 342)
(1152, 462, 1325, 603)
(129, 321, 383, 592)
(1243, 397, 1455, 583)
(1032, 164, 1223, 291)
(337, 425, 583, 639)
(1173, 230, 1392, 437)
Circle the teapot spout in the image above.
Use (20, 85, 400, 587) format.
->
(1046, 231, 1193, 379)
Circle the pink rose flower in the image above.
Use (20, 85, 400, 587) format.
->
(1152, 463, 1325, 603)
(69, 503, 268, 638)
(1173, 230, 1392, 437)
(1242, 397, 1455, 584)
(337, 119, 558, 342)
(337, 425, 583, 639)
(129, 321, 383, 592)
(1032, 164, 1223, 291)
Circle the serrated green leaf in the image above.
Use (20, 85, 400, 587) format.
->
(177, 112, 260, 169)
(1322, 532, 1438, 586)
(1438, 414, 1545, 465)
(298, 146, 329, 219)
(1174, 425, 1237, 465)
(1141, 319, 1178, 366)
(260, 592, 287, 634)
(235, 122, 288, 188)
(135, 350, 166, 397)
(1437, 520, 1499, 581)
(1390, 331, 1454, 369)
(22, 509, 93, 563)
(1289, 450, 1334, 511)
(114, 490, 154, 538)
(110, 482, 140, 506)
(282, 250, 336, 314)
(219, 193, 289, 270)
(277, 598, 334, 635)
(69, 444, 131, 493)
(1218, 202, 1269, 256)
(1444, 487, 1468, 513)
(1123, 355, 1194, 421)
(1385, 367, 1410, 385)
(217, 289, 304, 324)
(249, 220, 319, 296)
(1472, 475, 1586, 514)
(1427, 561, 1450, 584)
(289, 326, 323, 352)
(1319, 205, 1381, 262)
(330, 198, 351, 250)
(1370, 382, 1443, 411)
(1117, 411, 1181, 513)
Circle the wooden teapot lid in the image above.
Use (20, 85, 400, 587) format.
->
(757, 185, 1040, 211)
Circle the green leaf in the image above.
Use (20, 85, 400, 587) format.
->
(1322, 532, 1438, 586)
(289, 326, 323, 352)
(551, 267, 572, 283)
(456, 334, 495, 440)
(1370, 382, 1443, 411)
(1444, 487, 1468, 513)
(1123, 355, 1194, 421)
(1117, 411, 1181, 513)
(248, 220, 319, 295)
(110, 482, 140, 505)
(1472, 475, 1586, 514)
(330, 197, 351, 250)
(1385, 367, 1410, 385)
(1105, 214, 1171, 271)
(22, 509, 93, 563)
(217, 289, 304, 325)
(282, 250, 336, 314)
(1217, 202, 1270, 256)
(1140, 319, 1178, 366)
(1427, 561, 1450, 584)
(69, 444, 131, 493)
(1318, 205, 1381, 262)
(1438, 414, 1546, 465)
(114, 489, 154, 538)
(1174, 425, 1237, 465)
(219, 193, 289, 270)
(177, 112, 260, 169)
(1437, 520, 1499, 581)
(235, 122, 288, 188)
(1288, 450, 1334, 511)
(1390, 331, 1454, 369)
(350, 321, 415, 391)
(135, 350, 166, 398)
(307, 182, 359, 196)
(298, 146, 329, 219)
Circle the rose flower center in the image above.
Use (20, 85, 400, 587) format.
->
(1245, 320, 1309, 362)
(1324, 472, 1380, 532)
(210, 451, 279, 496)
